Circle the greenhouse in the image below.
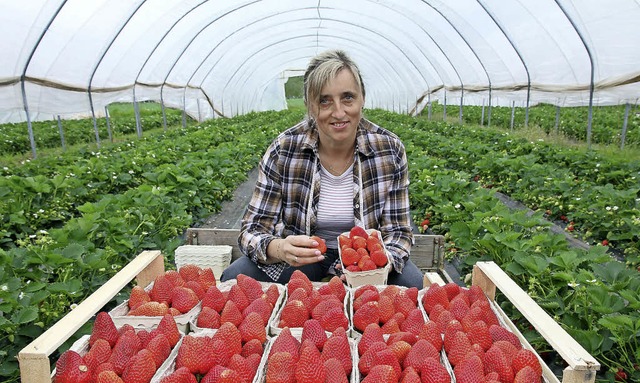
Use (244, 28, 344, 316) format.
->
(1, 1, 639, 383)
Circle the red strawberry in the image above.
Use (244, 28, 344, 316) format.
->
(449, 295, 470, 322)
(171, 286, 199, 314)
(128, 301, 169, 317)
(511, 348, 543, 377)
(399, 366, 422, 383)
(403, 339, 440, 371)
(422, 284, 450, 314)
(489, 324, 521, 348)
(295, 341, 327, 383)
(349, 226, 369, 239)
(353, 289, 380, 311)
(164, 270, 186, 287)
(443, 282, 461, 301)
(213, 368, 243, 383)
(84, 338, 111, 371)
(361, 365, 398, 383)
(325, 276, 347, 301)
(128, 286, 151, 311)
(200, 365, 227, 383)
(381, 317, 402, 334)
(341, 247, 360, 266)
(55, 350, 91, 383)
(227, 284, 250, 312)
(184, 281, 205, 300)
(320, 306, 349, 332)
(197, 268, 217, 291)
(95, 370, 124, 383)
(466, 285, 486, 304)
(197, 306, 221, 329)
(394, 290, 417, 318)
(492, 340, 520, 364)
(353, 301, 380, 332)
(311, 297, 342, 320)
(269, 327, 301, 361)
(279, 299, 309, 328)
(321, 327, 352, 374)
(400, 308, 425, 335)
(156, 314, 181, 347)
(370, 250, 388, 267)
(386, 331, 417, 346)
(159, 367, 197, 383)
(150, 275, 174, 305)
(214, 321, 243, 358)
(265, 351, 296, 383)
(338, 234, 352, 249)
(93, 362, 116, 380)
(454, 354, 484, 383)
(178, 264, 202, 283)
(419, 356, 452, 383)
(121, 349, 156, 383)
(245, 353, 262, 382)
(202, 285, 226, 312)
(90, 312, 119, 348)
(243, 296, 273, 325)
(264, 284, 282, 307)
(301, 319, 328, 351)
(176, 335, 214, 375)
(445, 330, 473, 366)
(237, 274, 264, 301)
(310, 235, 327, 253)
(388, 340, 412, 365)
(239, 311, 267, 343)
(227, 354, 253, 383)
(288, 270, 314, 295)
(358, 323, 385, 356)
(242, 338, 264, 358)
(358, 341, 389, 376)
(324, 357, 349, 383)
(366, 236, 383, 252)
(371, 349, 402, 379)
(417, 320, 443, 351)
(467, 320, 493, 351)
(484, 344, 514, 383)
(352, 237, 367, 251)
(514, 366, 541, 383)
(145, 333, 171, 369)
(109, 329, 142, 375)
(220, 300, 244, 327)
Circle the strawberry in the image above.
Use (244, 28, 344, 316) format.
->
(466, 285, 486, 304)
(467, 320, 493, 351)
(388, 340, 412, 365)
(445, 330, 473, 366)
(301, 319, 328, 351)
(201, 285, 226, 312)
(200, 365, 227, 383)
(353, 301, 380, 332)
(245, 353, 262, 381)
(399, 366, 422, 383)
(279, 299, 309, 328)
(422, 283, 450, 314)
(164, 270, 186, 288)
(311, 296, 342, 320)
(145, 333, 171, 369)
(95, 370, 124, 383)
(434, 310, 456, 334)
(492, 340, 519, 364)
(93, 362, 116, 379)
(220, 300, 244, 327)
(420, 357, 452, 383)
(400, 308, 425, 335)
(55, 350, 91, 383)
(184, 281, 205, 300)
(443, 282, 461, 301)
(349, 226, 369, 239)
(511, 348, 543, 377)
(239, 311, 267, 343)
(361, 365, 398, 383)
(484, 345, 514, 383)
(269, 327, 301, 361)
(489, 324, 521, 348)
(214, 321, 244, 358)
(352, 236, 368, 251)
(324, 358, 349, 383)
(295, 341, 327, 383)
(159, 367, 197, 383)
(341, 247, 360, 266)
(417, 320, 443, 351)
(150, 275, 174, 305)
(156, 314, 181, 347)
(243, 296, 273, 325)
(358, 341, 389, 376)
(109, 329, 142, 375)
(366, 235, 383, 252)
(84, 338, 111, 371)
(264, 284, 282, 307)
(346, 264, 361, 272)
(403, 339, 440, 371)
(227, 354, 253, 383)
(121, 349, 156, 383)
(236, 274, 264, 300)
(176, 335, 214, 375)
(514, 366, 541, 383)
(321, 327, 352, 374)
(454, 354, 484, 383)
(178, 264, 202, 283)
(370, 249, 388, 267)
(242, 338, 264, 357)
(320, 306, 349, 332)
(381, 317, 402, 334)
(265, 351, 296, 383)
(394, 290, 417, 318)
(197, 306, 221, 329)
(288, 270, 314, 295)
(171, 286, 199, 314)
(353, 289, 380, 311)
(128, 301, 169, 317)
(371, 348, 402, 379)
(325, 276, 347, 301)
(386, 331, 417, 346)
(90, 312, 119, 348)
(197, 268, 217, 291)
(288, 286, 310, 304)
(227, 284, 251, 312)
(310, 235, 327, 253)
(128, 286, 151, 311)
(338, 234, 352, 249)
(214, 368, 243, 383)
(448, 295, 470, 322)
(358, 323, 384, 356)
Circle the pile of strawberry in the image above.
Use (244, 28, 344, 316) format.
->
(163, 321, 265, 383)
(277, 270, 349, 332)
(357, 321, 451, 383)
(339, 226, 388, 272)
(264, 324, 353, 383)
(351, 284, 421, 334)
(54, 312, 181, 383)
(422, 283, 544, 383)
(127, 264, 217, 316)
(196, 274, 281, 332)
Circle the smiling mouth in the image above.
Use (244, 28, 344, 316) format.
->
(332, 121, 349, 128)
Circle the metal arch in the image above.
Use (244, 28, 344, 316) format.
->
(216, 16, 432, 114)
(476, 0, 532, 127)
(132, 0, 210, 130)
(554, 0, 595, 149)
(86, 0, 148, 148)
(420, 0, 493, 124)
(19, 0, 68, 159)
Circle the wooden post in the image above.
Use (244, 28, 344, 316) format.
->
(18, 251, 164, 383)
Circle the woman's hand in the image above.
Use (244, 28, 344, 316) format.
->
(268, 235, 325, 266)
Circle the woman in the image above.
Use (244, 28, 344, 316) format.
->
(220, 49, 424, 288)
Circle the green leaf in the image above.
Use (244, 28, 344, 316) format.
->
(586, 286, 627, 314)
(10, 307, 38, 324)
(61, 243, 86, 260)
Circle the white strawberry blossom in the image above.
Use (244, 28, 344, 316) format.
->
(1, 285, 7, 291)
(455, 203, 461, 209)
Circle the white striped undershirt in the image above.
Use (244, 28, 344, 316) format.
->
(315, 163, 355, 250)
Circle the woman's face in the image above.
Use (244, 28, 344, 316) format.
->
(310, 68, 364, 147)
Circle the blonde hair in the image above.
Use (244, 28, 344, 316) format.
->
(303, 50, 365, 113)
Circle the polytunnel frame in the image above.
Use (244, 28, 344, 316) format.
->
(16, 0, 606, 157)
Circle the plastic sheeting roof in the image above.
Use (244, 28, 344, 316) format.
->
(1, 0, 639, 123)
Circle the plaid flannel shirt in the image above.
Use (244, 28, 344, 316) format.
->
(238, 117, 413, 282)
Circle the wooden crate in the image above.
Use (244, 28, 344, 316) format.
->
(184, 227, 453, 286)
(18, 250, 166, 383)
(425, 261, 600, 383)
